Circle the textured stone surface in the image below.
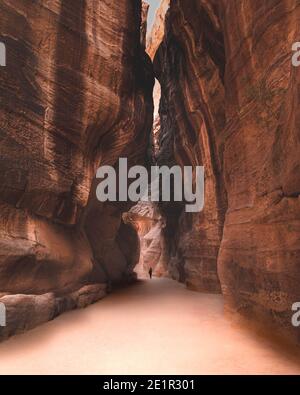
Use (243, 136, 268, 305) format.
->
(0, 0, 153, 337)
(1, 0, 300, 348)
(153, 0, 300, 341)
(141, 1, 150, 49)
(0, 283, 107, 341)
(154, 0, 226, 293)
(216, 0, 300, 342)
(124, 201, 168, 278)
(146, 0, 170, 117)
(146, 0, 170, 61)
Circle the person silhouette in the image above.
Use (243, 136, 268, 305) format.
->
(148, 267, 153, 279)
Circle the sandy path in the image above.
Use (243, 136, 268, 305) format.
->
(0, 278, 299, 375)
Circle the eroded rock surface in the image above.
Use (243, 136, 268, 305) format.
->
(141, 1, 150, 49)
(146, 0, 170, 61)
(146, 0, 169, 118)
(153, 0, 300, 341)
(216, 0, 300, 342)
(124, 201, 168, 278)
(0, 0, 153, 338)
(153, 0, 226, 293)
(1, 0, 300, 347)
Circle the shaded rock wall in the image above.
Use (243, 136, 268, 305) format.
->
(0, 0, 153, 338)
(153, 0, 227, 293)
(154, 0, 300, 341)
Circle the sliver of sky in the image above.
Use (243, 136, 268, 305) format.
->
(147, 0, 161, 32)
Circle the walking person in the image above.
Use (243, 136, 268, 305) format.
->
(148, 267, 153, 279)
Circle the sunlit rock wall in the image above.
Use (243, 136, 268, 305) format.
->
(0, 0, 154, 339)
(124, 201, 168, 278)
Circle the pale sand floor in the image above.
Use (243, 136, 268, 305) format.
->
(0, 278, 300, 375)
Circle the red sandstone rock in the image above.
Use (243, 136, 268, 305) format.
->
(153, 0, 226, 293)
(141, 1, 150, 49)
(146, 0, 170, 61)
(0, 283, 107, 340)
(0, 0, 153, 338)
(154, 0, 300, 342)
(123, 201, 168, 278)
(217, 0, 300, 343)
(1, 0, 300, 348)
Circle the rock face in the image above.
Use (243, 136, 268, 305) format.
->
(1, 0, 300, 347)
(146, 0, 169, 118)
(146, 0, 170, 61)
(217, 0, 300, 342)
(141, 1, 150, 49)
(0, 0, 153, 338)
(154, 0, 227, 293)
(154, 0, 300, 341)
(0, 283, 106, 341)
(124, 201, 168, 278)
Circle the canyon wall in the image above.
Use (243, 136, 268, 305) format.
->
(153, 0, 227, 293)
(147, 0, 170, 118)
(154, 0, 300, 341)
(218, 0, 300, 342)
(147, 0, 170, 61)
(0, 0, 153, 338)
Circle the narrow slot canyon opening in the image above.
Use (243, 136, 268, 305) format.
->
(123, 201, 167, 279)
(121, 0, 170, 281)
(0, 0, 300, 376)
(121, 74, 168, 280)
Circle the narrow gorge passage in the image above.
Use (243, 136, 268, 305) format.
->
(0, 0, 300, 377)
(0, 278, 300, 375)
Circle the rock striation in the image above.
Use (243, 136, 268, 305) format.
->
(124, 201, 168, 278)
(146, 0, 170, 61)
(0, 0, 154, 339)
(1, 0, 300, 347)
(153, 0, 226, 293)
(141, 1, 150, 49)
(146, 0, 169, 118)
(217, 0, 300, 342)
(153, 0, 300, 341)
